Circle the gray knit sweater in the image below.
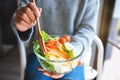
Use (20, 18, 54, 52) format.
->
(11, 0, 99, 56)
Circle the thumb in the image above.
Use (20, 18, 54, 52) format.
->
(38, 8, 42, 13)
(37, 8, 42, 17)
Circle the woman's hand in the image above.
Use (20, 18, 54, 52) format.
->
(38, 61, 82, 79)
(38, 67, 64, 79)
(15, 2, 42, 32)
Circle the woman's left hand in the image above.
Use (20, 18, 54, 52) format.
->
(38, 67, 64, 79)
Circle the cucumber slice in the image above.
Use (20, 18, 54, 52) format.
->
(64, 42, 74, 51)
(45, 54, 57, 60)
(69, 49, 75, 58)
(69, 48, 79, 58)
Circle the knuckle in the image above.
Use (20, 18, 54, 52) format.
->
(20, 6, 25, 11)
(28, 2, 34, 7)
(21, 13, 26, 17)
(25, 7, 30, 12)
(19, 19, 23, 24)
(16, 18, 23, 24)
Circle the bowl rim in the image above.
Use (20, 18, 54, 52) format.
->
(33, 42, 84, 63)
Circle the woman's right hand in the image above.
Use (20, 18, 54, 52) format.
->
(15, 2, 42, 32)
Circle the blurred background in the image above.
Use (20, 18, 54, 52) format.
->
(0, 0, 120, 80)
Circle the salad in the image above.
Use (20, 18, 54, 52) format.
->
(33, 31, 83, 74)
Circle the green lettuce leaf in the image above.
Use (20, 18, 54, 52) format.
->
(41, 31, 52, 42)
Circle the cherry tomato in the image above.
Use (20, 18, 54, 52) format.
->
(63, 35, 71, 42)
(59, 37, 66, 44)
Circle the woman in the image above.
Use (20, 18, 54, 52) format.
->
(11, 0, 99, 80)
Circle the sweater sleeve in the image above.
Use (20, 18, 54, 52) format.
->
(72, 0, 99, 56)
(10, 0, 33, 42)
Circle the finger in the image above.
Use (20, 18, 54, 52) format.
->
(38, 8, 42, 16)
(15, 17, 34, 32)
(38, 8, 42, 12)
(20, 7, 36, 22)
(17, 10, 31, 24)
(43, 71, 64, 79)
(43, 71, 51, 77)
(78, 61, 82, 66)
(51, 74, 64, 79)
(38, 67, 45, 71)
(15, 18, 28, 32)
(28, 2, 40, 17)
